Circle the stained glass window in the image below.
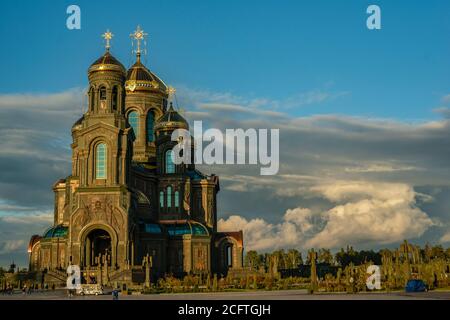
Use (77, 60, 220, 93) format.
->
(160, 191, 164, 208)
(165, 149, 175, 174)
(167, 186, 172, 208)
(128, 111, 139, 139)
(96, 143, 107, 179)
(146, 111, 154, 142)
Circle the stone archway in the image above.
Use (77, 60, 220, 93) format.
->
(79, 224, 117, 268)
(217, 237, 239, 272)
(84, 229, 111, 267)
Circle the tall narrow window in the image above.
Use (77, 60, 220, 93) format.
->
(165, 150, 175, 174)
(159, 191, 164, 208)
(167, 186, 172, 208)
(99, 86, 107, 110)
(226, 245, 233, 267)
(128, 111, 139, 139)
(112, 86, 118, 111)
(146, 111, 155, 143)
(174, 191, 179, 208)
(96, 143, 107, 179)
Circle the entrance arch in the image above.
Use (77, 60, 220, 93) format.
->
(80, 225, 117, 268)
(85, 229, 111, 266)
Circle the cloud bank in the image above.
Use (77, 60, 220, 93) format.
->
(219, 181, 435, 251)
(1, 86, 450, 265)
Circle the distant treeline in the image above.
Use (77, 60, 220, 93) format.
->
(244, 244, 450, 271)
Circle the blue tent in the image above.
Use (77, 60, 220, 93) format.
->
(405, 279, 427, 292)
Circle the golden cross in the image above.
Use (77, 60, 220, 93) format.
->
(167, 86, 176, 98)
(102, 29, 113, 51)
(130, 25, 148, 55)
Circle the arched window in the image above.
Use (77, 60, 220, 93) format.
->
(99, 86, 107, 100)
(112, 86, 118, 111)
(96, 143, 107, 179)
(159, 191, 164, 208)
(174, 191, 179, 208)
(165, 150, 175, 174)
(99, 86, 107, 110)
(167, 186, 172, 208)
(146, 111, 155, 143)
(128, 111, 139, 139)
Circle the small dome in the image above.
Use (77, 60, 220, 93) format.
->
(154, 103, 189, 132)
(43, 225, 68, 239)
(28, 235, 42, 253)
(71, 115, 84, 131)
(125, 56, 168, 95)
(88, 51, 126, 75)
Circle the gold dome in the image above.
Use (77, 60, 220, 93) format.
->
(88, 51, 126, 75)
(125, 54, 168, 95)
(154, 103, 189, 132)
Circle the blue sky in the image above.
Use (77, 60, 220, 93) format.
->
(1, 0, 450, 120)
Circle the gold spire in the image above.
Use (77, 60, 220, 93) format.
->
(102, 29, 114, 51)
(130, 25, 148, 62)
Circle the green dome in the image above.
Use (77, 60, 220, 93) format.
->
(165, 222, 209, 236)
(43, 225, 68, 239)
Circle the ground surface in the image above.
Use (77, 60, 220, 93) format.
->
(1, 289, 450, 300)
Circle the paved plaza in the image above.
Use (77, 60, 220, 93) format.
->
(1, 289, 449, 300)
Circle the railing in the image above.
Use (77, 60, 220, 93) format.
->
(47, 269, 67, 282)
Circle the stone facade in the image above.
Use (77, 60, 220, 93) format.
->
(28, 45, 243, 286)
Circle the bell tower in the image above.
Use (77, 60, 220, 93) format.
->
(87, 30, 126, 118)
(68, 30, 134, 269)
(124, 26, 169, 165)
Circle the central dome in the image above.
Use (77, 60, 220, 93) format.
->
(125, 54, 168, 95)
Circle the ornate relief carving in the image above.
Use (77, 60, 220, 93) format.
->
(183, 179, 191, 215)
(194, 246, 207, 271)
(73, 196, 125, 234)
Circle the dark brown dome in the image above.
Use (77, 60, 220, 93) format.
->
(125, 55, 168, 94)
(154, 103, 188, 132)
(88, 51, 126, 74)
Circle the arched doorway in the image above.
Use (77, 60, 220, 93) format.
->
(84, 229, 112, 267)
(217, 237, 238, 274)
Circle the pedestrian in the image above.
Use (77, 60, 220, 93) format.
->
(112, 289, 119, 300)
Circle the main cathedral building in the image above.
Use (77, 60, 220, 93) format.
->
(28, 28, 243, 285)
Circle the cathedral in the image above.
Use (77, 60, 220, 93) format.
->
(27, 27, 243, 286)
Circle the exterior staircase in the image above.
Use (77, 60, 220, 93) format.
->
(45, 269, 67, 285)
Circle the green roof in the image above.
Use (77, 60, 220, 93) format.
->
(43, 225, 68, 239)
(166, 222, 208, 236)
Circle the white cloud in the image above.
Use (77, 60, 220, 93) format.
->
(0, 240, 26, 255)
(344, 163, 421, 173)
(219, 181, 435, 251)
(0, 88, 85, 110)
(440, 231, 450, 243)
